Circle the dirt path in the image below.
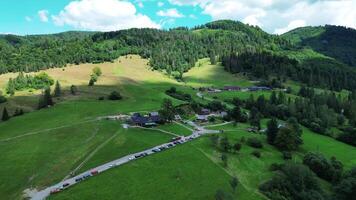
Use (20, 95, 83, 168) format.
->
(173, 121, 194, 131)
(132, 126, 180, 137)
(63, 130, 120, 180)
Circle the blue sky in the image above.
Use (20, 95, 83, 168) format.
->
(0, 0, 355, 35)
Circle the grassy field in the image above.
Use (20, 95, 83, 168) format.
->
(183, 59, 253, 88)
(0, 118, 175, 199)
(0, 56, 355, 200)
(49, 141, 260, 200)
(158, 123, 193, 136)
(0, 55, 189, 199)
(0, 55, 184, 118)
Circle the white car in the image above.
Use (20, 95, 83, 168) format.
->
(109, 164, 114, 168)
(128, 156, 135, 160)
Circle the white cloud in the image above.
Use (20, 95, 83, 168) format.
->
(274, 19, 306, 34)
(38, 10, 49, 22)
(137, 2, 144, 8)
(52, 0, 160, 31)
(157, 8, 184, 18)
(189, 14, 197, 19)
(168, 0, 356, 33)
(25, 16, 32, 22)
(158, 2, 164, 7)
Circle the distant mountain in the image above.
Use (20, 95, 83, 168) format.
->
(282, 25, 356, 67)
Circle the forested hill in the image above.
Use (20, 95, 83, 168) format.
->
(0, 20, 289, 75)
(0, 20, 355, 90)
(282, 25, 356, 67)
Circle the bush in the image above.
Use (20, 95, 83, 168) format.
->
(108, 91, 122, 100)
(251, 150, 261, 158)
(0, 95, 7, 104)
(260, 164, 325, 200)
(303, 152, 343, 182)
(98, 96, 105, 100)
(282, 151, 292, 160)
(269, 163, 284, 171)
(247, 137, 263, 148)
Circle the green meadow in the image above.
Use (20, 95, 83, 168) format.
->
(0, 56, 354, 200)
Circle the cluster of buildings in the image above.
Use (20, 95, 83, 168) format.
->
(200, 85, 272, 93)
(196, 108, 228, 122)
(130, 112, 162, 127)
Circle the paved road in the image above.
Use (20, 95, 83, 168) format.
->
(30, 121, 219, 200)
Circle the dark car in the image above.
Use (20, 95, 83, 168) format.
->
(159, 147, 166, 151)
(83, 174, 91, 179)
(167, 143, 174, 148)
(141, 153, 148, 157)
(135, 154, 142, 158)
(75, 177, 83, 182)
(62, 183, 70, 188)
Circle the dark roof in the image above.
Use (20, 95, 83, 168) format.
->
(224, 86, 241, 90)
(131, 113, 161, 124)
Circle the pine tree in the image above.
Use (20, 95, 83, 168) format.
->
(2, 107, 10, 121)
(6, 78, 15, 96)
(38, 87, 53, 109)
(267, 118, 279, 144)
(70, 85, 77, 95)
(54, 80, 61, 97)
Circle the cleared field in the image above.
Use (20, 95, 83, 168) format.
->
(0, 55, 184, 117)
(49, 141, 260, 200)
(0, 119, 172, 200)
(183, 59, 253, 88)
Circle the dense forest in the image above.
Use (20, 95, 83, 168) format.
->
(282, 25, 356, 67)
(0, 20, 355, 89)
(221, 51, 356, 91)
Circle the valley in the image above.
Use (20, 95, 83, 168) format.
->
(0, 54, 354, 200)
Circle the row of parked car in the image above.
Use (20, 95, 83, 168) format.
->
(50, 170, 99, 195)
(49, 135, 199, 196)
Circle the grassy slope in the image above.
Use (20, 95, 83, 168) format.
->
(50, 141, 259, 200)
(0, 56, 186, 199)
(1, 56, 355, 200)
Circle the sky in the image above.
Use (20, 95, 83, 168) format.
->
(0, 0, 355, 35)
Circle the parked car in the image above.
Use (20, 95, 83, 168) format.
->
(108, 164, 115, 168)
(152, 149, 160, 153)
(134, 154, 141, 159)
(141, 153, 148, 157)
(91, 170, 99, 175)
(75, 177, 83, 182)
(171, 137, 182, 142)
(62, 183, 70, 188)
(159, 147, 166, 151)
(83, 174, 91, 179)
(50, 188, 60, 194)
(167, 143, 174, 148)
(129, 156, 135, 160)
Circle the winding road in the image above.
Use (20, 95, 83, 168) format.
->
(30, 121, 220, 200)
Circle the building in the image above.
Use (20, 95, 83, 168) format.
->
(248, 86, 271, 91)
(223, 86, 241, 91)
(200, 108, 211, 115)
(131, 113, 161, 127)
(196, 114, 208, 121)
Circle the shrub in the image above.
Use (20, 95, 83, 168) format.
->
(251, 150, 261, 158)
(0, 95, 7, 104)
(282, 151, 292, 160)
(303, 152, 343, 182)
(269, 163, 284, 171)
(108, 91, 122, 100)
(98, 96, 105, 100)
(247, 137, 263, 148)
